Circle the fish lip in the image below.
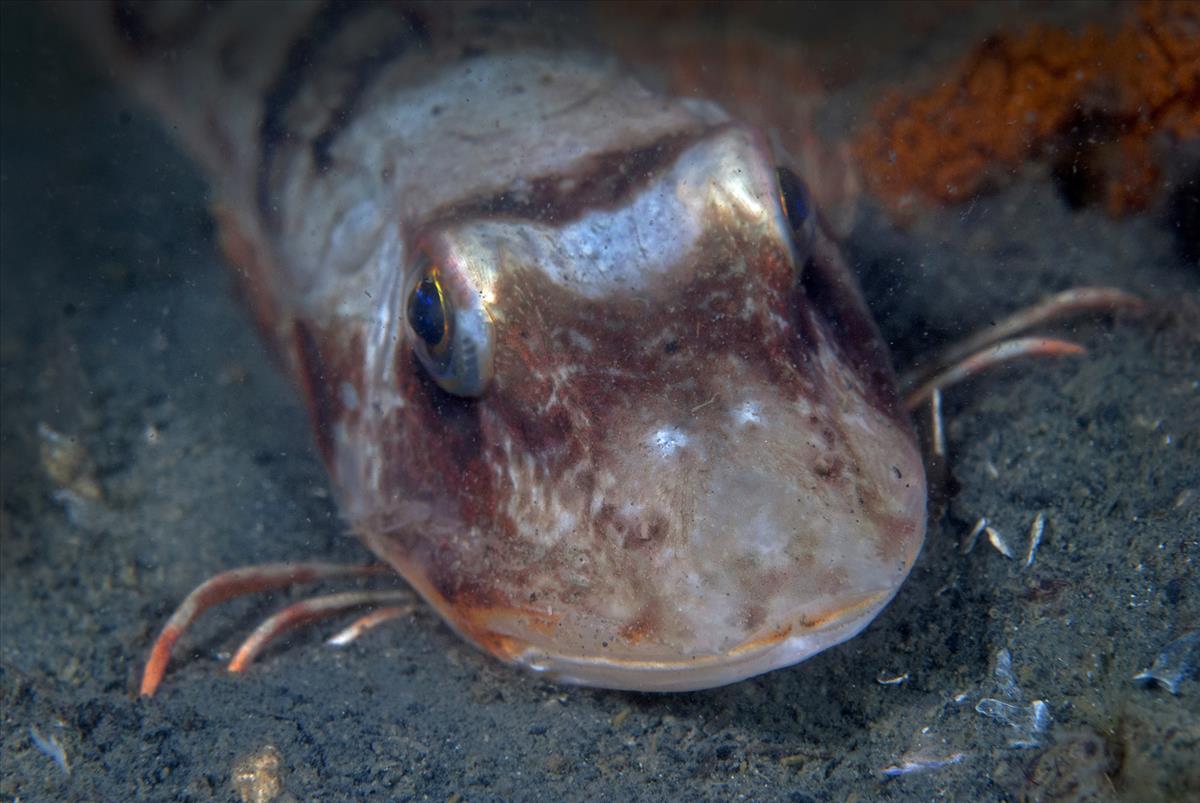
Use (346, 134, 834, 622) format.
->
(503, 587, 898, 693)
(373, 544, 909, 692)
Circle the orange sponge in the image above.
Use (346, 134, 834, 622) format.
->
(855, 0, 1200, 218)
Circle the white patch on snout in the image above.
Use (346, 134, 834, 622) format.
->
(732, 400, 762, 427)
(651, 427, 689, 457)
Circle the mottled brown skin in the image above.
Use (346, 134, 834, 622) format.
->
(322, 129, 923, 690)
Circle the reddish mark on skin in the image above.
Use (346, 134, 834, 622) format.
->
(385, 351, 500, 540)
(482, 231, 802, 419)
(469, 604, 563, 643)
(294, 325, 368, 450)
(731, 623, 795, 655)
(593, 503, 671, 552)
(633, 515, 670, 550)
(757, 568, 793, 600)
(618, 605, 663, 646)
(813, 566, 852, 597)
(740, 604, 767, 632)
(869, 510, 924, 570)
(812, 455, 842, 478)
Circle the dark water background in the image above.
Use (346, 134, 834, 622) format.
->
(2, 2, 1197, 800)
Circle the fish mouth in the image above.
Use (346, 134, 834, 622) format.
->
(369, 534, 915, 692)
(473, 587, 898, 692)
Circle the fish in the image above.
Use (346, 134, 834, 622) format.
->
(55, 0, 928, 692)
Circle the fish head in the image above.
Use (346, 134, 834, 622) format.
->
(351, 123, 926, 691)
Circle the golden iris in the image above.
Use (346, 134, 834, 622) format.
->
(776, 167, 810, 230)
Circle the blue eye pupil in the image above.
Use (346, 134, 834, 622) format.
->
(409, 274, 446, 347)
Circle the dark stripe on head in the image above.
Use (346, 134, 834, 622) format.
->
(428, 129, 712, 228)
(257, 0, 368, 220)
(311, 11, 431, 171)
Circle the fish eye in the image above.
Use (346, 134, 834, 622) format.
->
(408, 267, 449, 355)
(776, 166, 816, 259)
(404, 255, 495, 397)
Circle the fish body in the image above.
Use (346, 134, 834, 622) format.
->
(59, 1, 925, 691)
